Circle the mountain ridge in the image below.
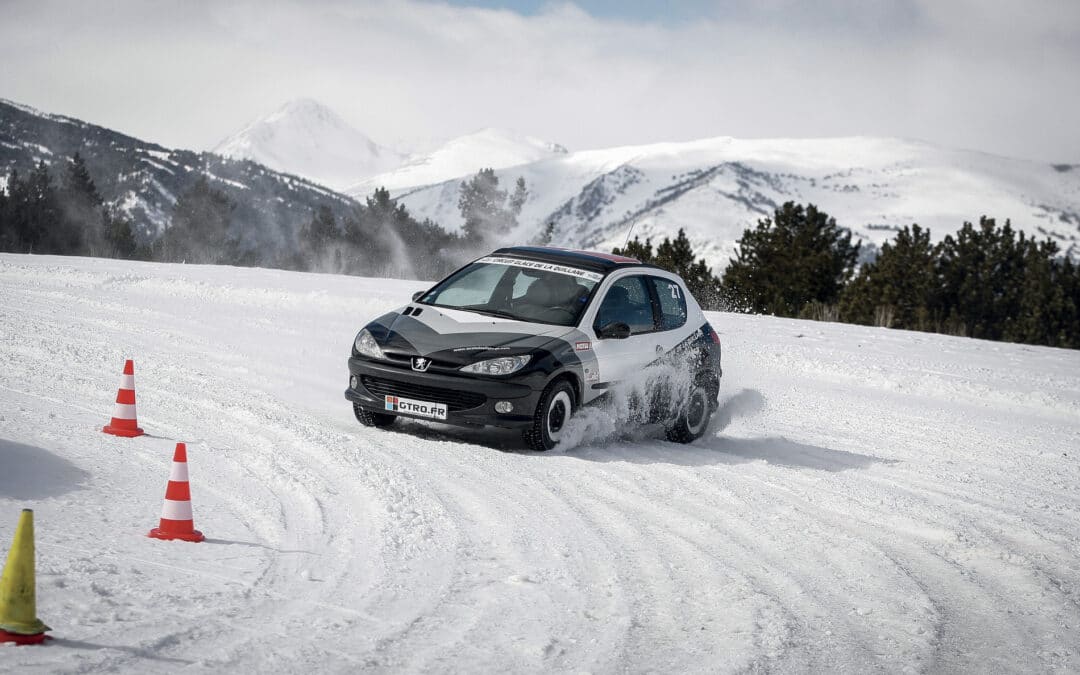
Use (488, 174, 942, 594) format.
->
(0, 97, 357, 256)
(386, 134, 1080, 270)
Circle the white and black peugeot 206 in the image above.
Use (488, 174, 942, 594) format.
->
(345, 246, 722, 450)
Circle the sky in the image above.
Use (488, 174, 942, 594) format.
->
(1, 0, 1078, 162)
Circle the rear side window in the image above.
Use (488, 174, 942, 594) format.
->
(594, 276, 656, 335)
(650, 277, 687, 330)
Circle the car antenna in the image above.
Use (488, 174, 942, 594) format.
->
(623, 220, 637, 248)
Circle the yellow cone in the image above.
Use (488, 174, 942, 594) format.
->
(0, 509, 50, 636)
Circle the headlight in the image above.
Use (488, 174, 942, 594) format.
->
(354, 329, 385, 359)
(460, 355, 531, 376)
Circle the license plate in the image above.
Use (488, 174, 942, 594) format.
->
(384, 395, 447, 420)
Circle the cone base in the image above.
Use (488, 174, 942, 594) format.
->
(148, 527, 204, 542)
(0, 629, 50, 645)
(103, 424, 144, 438)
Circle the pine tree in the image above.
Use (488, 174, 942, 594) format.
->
(721, 202, 859, 317)
(102, 207, 139, 259)
(62, 153, 102, 206)
(934, 217, 1028, 340)
(1059, 257, 1080, 348)
(56, 152, 101, 255)
(509, 176, 528, 217)
(17, 162, 64, 254)
(613, 235, 655, 263)
(839, 224, 936, 328)
(301, 205, 339, 259)
(458, 169, 516, 242)
(532, 221, 555, 246)
(1000, 237, 1079, 348)
(158, 177, 237, 264)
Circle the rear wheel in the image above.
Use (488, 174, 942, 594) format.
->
(353, 402, 396, 428)
(665, 382, 712, 444)
(523, 380, 575, 451)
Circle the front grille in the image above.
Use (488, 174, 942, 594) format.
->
(360, 375, 487, 411)
(382, 352, 449, 370)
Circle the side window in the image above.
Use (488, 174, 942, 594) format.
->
(650, 277, 687, 330)
(593, 276, 656, 335)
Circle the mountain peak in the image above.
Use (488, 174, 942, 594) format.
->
(264, 98, 340, 124)
(212, 99, 402, 190)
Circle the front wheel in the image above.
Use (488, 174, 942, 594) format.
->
(353, 402, 397, 428)
(665, 383, 712, 444)
(523, 380, 575, 451)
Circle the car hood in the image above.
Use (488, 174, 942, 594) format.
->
(365, 304, 578, 368)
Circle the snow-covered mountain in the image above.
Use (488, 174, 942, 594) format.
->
(347, 127, 568, 196)
(389, 136, 1080, 270)
(0, 98, 354, 245)
(213, 99, 403, 191)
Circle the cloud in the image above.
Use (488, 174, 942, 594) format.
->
(1, 0, 1077, 161)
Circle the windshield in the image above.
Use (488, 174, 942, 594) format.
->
(418, 256, 602, 326)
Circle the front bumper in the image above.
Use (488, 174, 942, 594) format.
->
(345, 356, 541, 429)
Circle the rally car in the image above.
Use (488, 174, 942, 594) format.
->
(345, 246, 722, 451)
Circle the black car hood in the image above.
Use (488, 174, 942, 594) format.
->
(366, 304, 582, 369)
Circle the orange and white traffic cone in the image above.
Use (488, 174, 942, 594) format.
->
(102, 359, 144, 438)
(148, 443, 204, 543)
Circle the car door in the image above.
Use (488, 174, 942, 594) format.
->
(585, 274, 660, 394)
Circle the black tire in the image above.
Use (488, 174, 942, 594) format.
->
(353, 402, 396, 428)
(665, 382, 712, 444)
(523, 380, 576, 451)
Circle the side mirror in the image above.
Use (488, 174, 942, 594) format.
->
(597, 321, 631, 340)
(411, 290, 425, 302)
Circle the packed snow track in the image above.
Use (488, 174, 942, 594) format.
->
(1, 254, 1078, 673)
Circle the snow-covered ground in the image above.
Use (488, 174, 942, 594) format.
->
(1, 254, 1078, 673)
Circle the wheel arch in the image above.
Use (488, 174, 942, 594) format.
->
(548, 369, 581, 406)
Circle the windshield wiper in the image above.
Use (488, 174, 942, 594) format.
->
(459, 306, 522, 321)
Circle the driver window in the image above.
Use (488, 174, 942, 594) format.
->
(593, 276, 656, 335)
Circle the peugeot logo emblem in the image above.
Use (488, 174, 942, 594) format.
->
(412, 356, 431, 372)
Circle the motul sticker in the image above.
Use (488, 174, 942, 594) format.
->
(575, 341, 592, 351)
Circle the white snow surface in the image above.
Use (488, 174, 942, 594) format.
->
(212, 99, 404, 191)
(347, 128, 569, 197)
(1, 253, 1079, 673)
(389, 136, 1080, 270)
